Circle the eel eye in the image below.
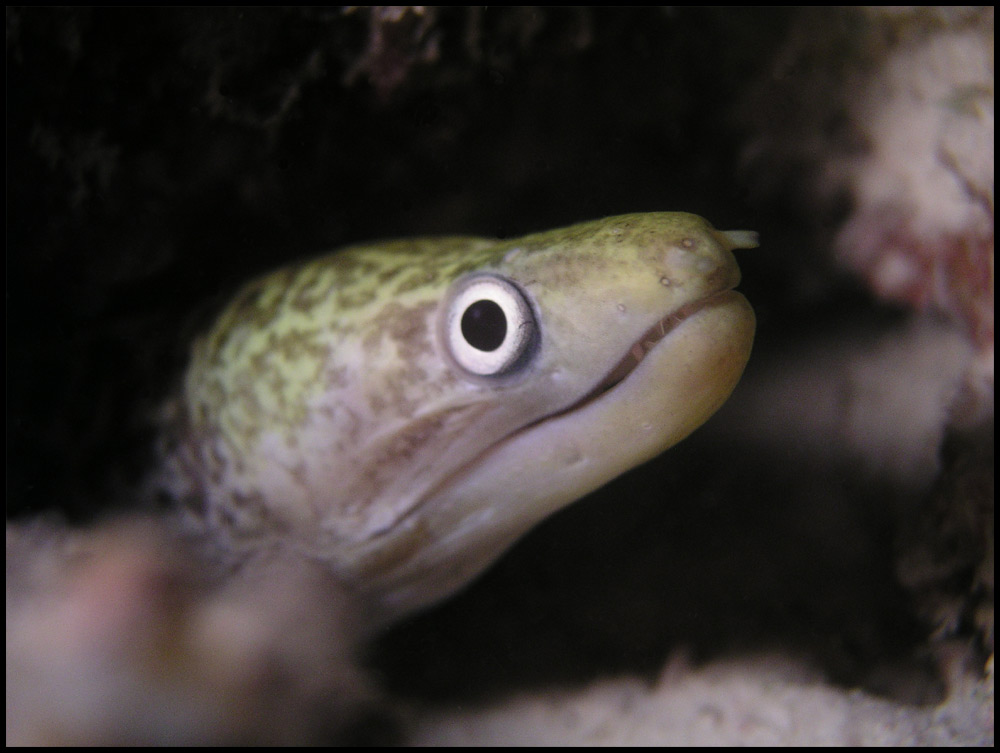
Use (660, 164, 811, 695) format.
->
(444, 274, 538, 377)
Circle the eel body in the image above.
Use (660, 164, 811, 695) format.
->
(164, 213, 757, 624)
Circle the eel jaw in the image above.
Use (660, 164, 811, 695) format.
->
(575, 288, 745, 408)
(402, 286, 746, 521)
(354, 286, 754, 623)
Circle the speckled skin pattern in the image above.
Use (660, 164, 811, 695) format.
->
(163, 213, 756, 624)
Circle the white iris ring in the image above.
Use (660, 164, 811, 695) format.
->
(446, 275, 536, 376)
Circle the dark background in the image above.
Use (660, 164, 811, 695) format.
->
(10, 7, 976, 709)
(7, 7, 833, 521)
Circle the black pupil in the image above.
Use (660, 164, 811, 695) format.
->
(461, 299, 507, 351)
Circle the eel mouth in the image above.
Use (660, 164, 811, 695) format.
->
(381, 288, 744, 534)
(578, 288, 742, 405)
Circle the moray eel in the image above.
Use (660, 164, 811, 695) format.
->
(165, 213, 757, 625)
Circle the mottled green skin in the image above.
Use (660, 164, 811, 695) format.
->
(186, 236, 496, 476)
(166, 213, 756, 624)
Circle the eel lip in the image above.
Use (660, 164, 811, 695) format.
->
(583, 288, 742, 402)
